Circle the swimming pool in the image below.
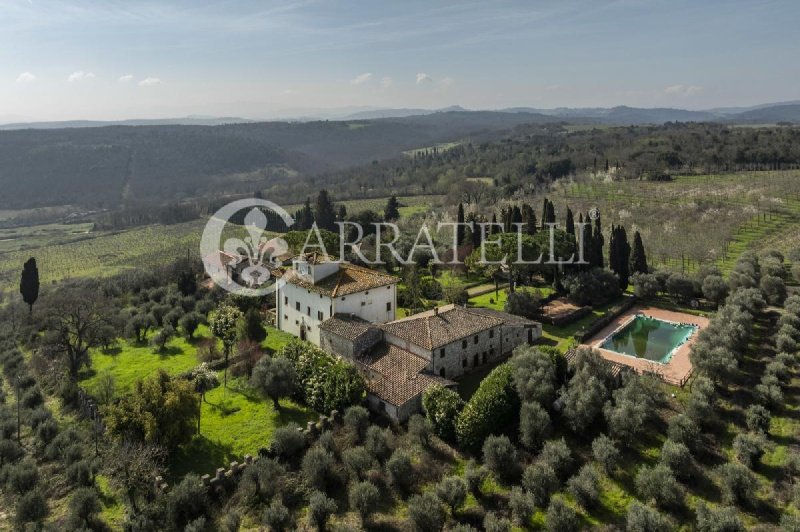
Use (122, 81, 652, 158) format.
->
(599, 314, 697, 364)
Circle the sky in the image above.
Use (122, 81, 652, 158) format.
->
(1, 0, 798, 122)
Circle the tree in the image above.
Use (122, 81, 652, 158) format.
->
(509, 487, 535, 526)
(511, 346, 557, 406)
(308, 491, 337, 531)
(504, 290, 542, 319)
(314, 189, 337, 231)
(385, 195, 401, 221)
(68, 487, 101, 529)
(744, 404, 771, 433)
(270, 423, 308, 460)
(635, 464, 683, 509)
(546, 495, 579, 532)
(519, 401, 551, 451)
(104, 370, 197, 449)
(630, 231, 648, 274)
(365, 425, 392, 462)
(343, 405, 370, 443)
(150, 324, 175, 351)
(540, 438, 574, 480)
(250, 355, 297, 410)
(387, 449, 413, 491)
(702, 275, 729, 307)
(209, 303, 243, 389)
(166, 473, 209, 530)
(456, 203, 466, 244)
(456, 364, 518, 449)
(522, 462, 559, 507)
(565, 207, 575, 235)
(15, 488, 48, 527)
(732, 432, 766, 469)
(592, 434, 620, 474)
(716, 462, 758, 506)
(626, 501, 670, 532)
(695, 503, 744, 532)
(407, 492, 446, 532)
(484, 512, 512, 532)
(20, 257, 39, 315)
(262, 498, 292, 531)
(302, 447, 337, 492)
(435, 475, 467, 514)
(659, 439, 694, 481)
(44, 289, 111, 378)
(244, 307, 267, 342)
(103, 441, 165, 512)
(609, 225, 631, 289)
(567, 465, 600, 509)
(631, 272, 660, 299)
(482, 435, 518, 481)
(349, 480, 380, 524)
(422, 384, 464, 441)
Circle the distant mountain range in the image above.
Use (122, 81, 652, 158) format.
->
(2, 101, 799, 130)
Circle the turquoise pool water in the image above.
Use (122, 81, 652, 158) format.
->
(600, 315, 696, 363)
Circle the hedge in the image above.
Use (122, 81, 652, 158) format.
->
(456, 363, 519, 449)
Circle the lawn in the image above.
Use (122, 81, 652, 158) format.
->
(169, 377, 316, 480)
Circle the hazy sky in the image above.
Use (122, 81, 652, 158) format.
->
(1, 0, 798, 121)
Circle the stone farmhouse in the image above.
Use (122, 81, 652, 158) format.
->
(272, 254, 543, 421)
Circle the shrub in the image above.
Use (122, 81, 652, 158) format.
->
(0, 439, 23, 466)
(165, 473, 208, 529)
(6, 459, 39, 494)
(302, 447, 337, 492)
(343, 405, 370, 443)
(625, 501, 670, 532)
(508, 486, 535, 525)
(717, 462, 758, 506)
(540, 438, 573, 480)
(504, 289, 542, 318)
(659, 440, 694, 481)
(407, 492, 446, 532)
(262, 498, 292, 531)
(185, 517, 207, 532)
(280, 340, 366, 412)
(221, 511, 242, 532)
(342, 447, 376, 481)
(422, 385, 464, 441)
(483, 512, 512, 532)
(744, 404, 771, 433)
(695, 502, 744, 532)
(592, 434, 620, 474)
(349, 480, 380, 522)
(522, 462, 559, 507)
(270, 423, 307, 461)
(307, 491, 337, 531)
(68, 487, 101, 528)
(456, 364, 518, 449)
(566, 464, 600, 509)
(632, 272, 660, 299)
(482, 434, 518, 481)
(15, 488, 48, 526)
(67, 459, 94, 487)
(732, 432, 765, 469)
(546, 495, 579, 532)
(519, 401, 551, 451)
(634, 464, 683, 509)
(386, 449, 413, 492)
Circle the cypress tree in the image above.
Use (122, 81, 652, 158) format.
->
(521, 203, 537, 235)
(565, 208, 575, 235)
(385, 196, 401, 221)
(457, 203, 466, 245)
(546, 201, 556, 225)
(511, 205, 523, 229)
(578, 213, 592, 268)
(592, 215, 604, 268)
(295, 198, 315, 231)
(541, 199, 550, 230)
(491, 214, 500, 234)
(20, 257, 39, 315)
(314, 190, 337, 231)
(630, 231, 648, 274)
(337, 204, 348, 222)
(609, 226, 631, 289)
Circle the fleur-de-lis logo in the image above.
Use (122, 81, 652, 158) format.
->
(201, 199, 294, 296)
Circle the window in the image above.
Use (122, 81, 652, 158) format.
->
(307, 306, 311, 316)
(386, 302, 392, 311)
(317, 311, 323, 321)
(284, 296, 288, 305)
(462, 340, 467, 349)
(473, 335, 479, 344)
(295, 302, 300, 311)
(462, 358, 467, 368)
(439, 348, 445, 358)
(482, 352, 488, 364)
(439, 367, 446, 378)
(284, 315, 288, 321)
(489, 329, 494, 339)
(473, 354, 479, 366)
(361, 301, 366, 306)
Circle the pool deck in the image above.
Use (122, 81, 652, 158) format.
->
(582, 305, 709, 386)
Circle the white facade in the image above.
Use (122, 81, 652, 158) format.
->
(275, 258, 397, 346)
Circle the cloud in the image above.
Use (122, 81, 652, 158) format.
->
(118, 74, 134, 83)
(15, 72, 36, 83)
(416, 72, 432, 85)
(350, 72, 372, 86)
(380, 76, 393, 88)
(67, 71, 95, 82)
(664, 84, 703, 96)
(138, 77, 161, 86)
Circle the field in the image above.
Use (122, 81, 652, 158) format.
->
(78, 324, 310, 480)
(0, 195, 444, 293)
(541, 170, 800, 273)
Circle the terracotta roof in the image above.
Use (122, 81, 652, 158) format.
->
(282, 262, 398, 297)
(358, 342, 452, 406)
(466, 306, 540, 327)
(319, 314, 376, 341)
(381, 305, 503, 350)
